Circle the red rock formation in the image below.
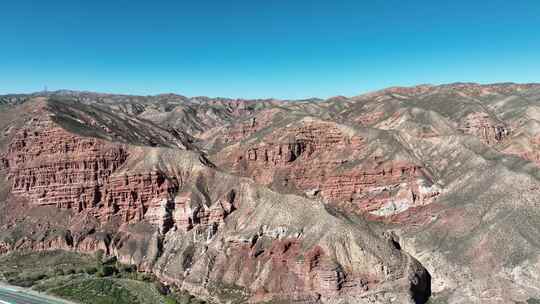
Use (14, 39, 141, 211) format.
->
(218, 108, 283, 144)
(232, 119, 365, 170)
(354, 111, 386, 126)
(1, 116, 128, 210)
(223, 117, 261, 144)
(0, 113, 182, 231)
(218, 119, 440, 217)
(459, 112, 510, 144)
(0, 98, 433, 304)
(211, 238, 373, 302)
(172, 189, 236, 233)
(101, 172, 178, 225)
(321, 163, 440, 215)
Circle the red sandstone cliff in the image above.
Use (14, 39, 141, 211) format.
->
(3, 83, 540, 303)
(212, 117, 441, 219)
(0, 99, 430, 304)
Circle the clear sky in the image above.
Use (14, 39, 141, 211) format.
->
(1, 0, 540, 99)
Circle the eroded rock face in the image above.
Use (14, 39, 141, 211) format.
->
(0, 100, 431, 304)
(1, 115, 128, 210)
(0, 106, 163, 232)
(215, 118, 441, 218)
(459, 112, 510, 145)
(226, 117, 267, 144)
(0, 115, 177, 226)
(4, 84, 540, 303)
(101, 172, 178, 226)
(218, 108, 284, 144)
(172, 188, 236, 234)
(153, 184, 431, 304)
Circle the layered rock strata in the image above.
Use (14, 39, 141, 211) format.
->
(0, 100, 431, 303)
(216, 118, 441, 218)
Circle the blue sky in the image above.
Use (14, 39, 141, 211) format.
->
(1, 0, 539, 99)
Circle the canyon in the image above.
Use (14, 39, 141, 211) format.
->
(0, 82, 540, 303)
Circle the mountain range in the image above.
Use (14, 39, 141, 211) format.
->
(1, 82, 540, 303)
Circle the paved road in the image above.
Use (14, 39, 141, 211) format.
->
(0, 285, 71, 304)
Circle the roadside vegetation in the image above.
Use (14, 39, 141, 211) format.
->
(0, 250, 208, 304)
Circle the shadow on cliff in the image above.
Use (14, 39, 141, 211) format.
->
(322, 205, 433, 303)
(412, 269, 431, 304)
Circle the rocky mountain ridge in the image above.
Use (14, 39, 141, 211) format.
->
(1, 82, 540, 303)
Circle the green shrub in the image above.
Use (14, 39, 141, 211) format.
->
(49, 278, 140, 304)
(136, 273, 153, 282)
(8, 272, 48, 287)
(100, 265, 117, 277)
(95, 250, 104, 265)
(163, 296, 178, 304)
(103, 256, 117, 265)
(120, 264, 136, 273)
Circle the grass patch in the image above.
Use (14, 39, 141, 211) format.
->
(0, 250, 95, 285)
(49, 278, 140, 304)
(0, 250, 215, 304)
(0, 250, 210, 304)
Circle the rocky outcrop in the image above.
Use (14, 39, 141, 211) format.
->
(219, 109, 283, 143)
(0, 111, 180, 232)
(354, 111, 386, 126)
(4, 84, 540, 303)
(101, 172, 178, 227)
(459, 112, 510, 144)
(172, 188, 236, 235)
(217, 119, 440, 218)
(1, 115, 128, 209)
(152, 183, 432, 304)
(0, 99, 432, 303)
(227, 119, 365, 176)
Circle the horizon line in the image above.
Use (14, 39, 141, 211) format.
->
(1, 81, 539, 101)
